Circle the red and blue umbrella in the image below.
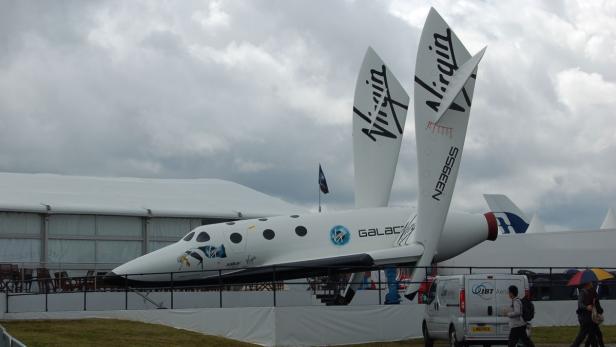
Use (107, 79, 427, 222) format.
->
(567, 268, 614, 286)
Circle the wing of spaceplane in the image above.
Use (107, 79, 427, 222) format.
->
(220, 245, 424, 285)
(353, 47, 410, 208)
(403, 7, 486, 299)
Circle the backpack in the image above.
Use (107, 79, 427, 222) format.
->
(521, 297, 535, 322)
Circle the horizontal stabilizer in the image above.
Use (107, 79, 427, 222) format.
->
(366, 243, 424, 265)
(433, 47, 486, 123)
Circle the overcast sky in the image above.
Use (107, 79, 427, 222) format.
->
(1, 0, 615, 230)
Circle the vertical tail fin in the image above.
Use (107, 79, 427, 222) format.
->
(353, 47, 410, 208)
(483, 194, 530, 234)
(404, 8, 486, 299)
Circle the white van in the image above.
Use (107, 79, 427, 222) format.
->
(422, 274, 530, 347)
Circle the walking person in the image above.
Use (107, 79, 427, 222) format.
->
(584, 283, 604, 347)
(503, 285, 535, 347)
(571, 282, 599, 347)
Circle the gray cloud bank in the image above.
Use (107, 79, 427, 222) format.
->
(1, 0, 615, 230)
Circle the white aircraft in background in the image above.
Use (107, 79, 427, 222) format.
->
(109, 8, 494, 303)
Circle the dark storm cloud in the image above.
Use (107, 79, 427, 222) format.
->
(0, 0, 614, 229)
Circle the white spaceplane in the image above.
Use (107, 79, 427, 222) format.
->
(109, 8, 494, 302)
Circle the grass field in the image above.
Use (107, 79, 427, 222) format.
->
(0, 319, 258, 347)
(1, 319, 615, 347)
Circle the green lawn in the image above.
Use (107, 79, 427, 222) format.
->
(1, 319, 615, 347)
(0, 319, 258, 347)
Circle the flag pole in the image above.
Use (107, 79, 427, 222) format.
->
(318, 184, 321, 213)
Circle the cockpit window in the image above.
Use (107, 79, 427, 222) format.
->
(182, 231, 195, 241)
(196, 231, 210, 242)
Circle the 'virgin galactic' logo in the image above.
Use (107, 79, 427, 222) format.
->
(330, 225, 350, 246)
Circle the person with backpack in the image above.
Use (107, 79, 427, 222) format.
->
(503, 285, 535, 347)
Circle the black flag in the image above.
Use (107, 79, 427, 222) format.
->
(318, 164, 329, 194)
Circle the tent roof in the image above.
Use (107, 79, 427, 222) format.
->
(525, 213, 546, 233)
(600, 208, 616, 229)
(0, 173, 305, 218)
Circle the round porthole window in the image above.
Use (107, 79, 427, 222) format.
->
(258, 218, 268, 221)
(263, 229, 275, 240)
(196, 232, 210, 242)
(290, 215, 300, 218)
(295, 226, 307, 237)
(230, 232, 243, 244)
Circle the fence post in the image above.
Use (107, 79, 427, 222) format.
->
(124, 274, 128, 310)
(5, 284, 8, 313)
(549, 267, 553, 300)
(45, 285, 48, 312)
(272, 266, 277, 307)
(218, 269, 223, 308)
(378, 267, 382, 305)
(83, 278, 87, 311)
(170, 272, 174, 309)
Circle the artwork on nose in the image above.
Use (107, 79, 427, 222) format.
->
(177, 244, 227, 270)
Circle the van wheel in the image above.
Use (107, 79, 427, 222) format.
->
(449, 326, 464, 347)
(422, 322, 434, 347)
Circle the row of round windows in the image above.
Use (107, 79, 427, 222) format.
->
(182, 225, 308, 244)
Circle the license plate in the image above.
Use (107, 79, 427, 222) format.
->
(471, 325, 493, 333)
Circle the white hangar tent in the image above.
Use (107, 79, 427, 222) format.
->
(0, 173, 304, 269)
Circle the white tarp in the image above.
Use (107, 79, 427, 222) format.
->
(3, 295, 615, 347)
(0, 173, 304, 218)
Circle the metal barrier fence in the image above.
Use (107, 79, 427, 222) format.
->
(4, 265, 616, 313)
(0, 325, 26, 347)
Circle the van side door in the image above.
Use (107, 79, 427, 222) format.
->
(433, 279, 453, 335)
(425, 279, 442, 336)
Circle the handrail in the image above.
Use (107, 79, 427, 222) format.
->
(3, 264, 616, 314)
(0, 324, 27, 347)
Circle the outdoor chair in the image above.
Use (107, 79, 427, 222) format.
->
(9, 264, 21, 292)
(54, 271, 76, 291)
(96, 271, 108, 290)
(36, 268, 56, 293)
(84, 270, 96, 291)
(22, 268, 33, 292)
(0, 264, 12, 291)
